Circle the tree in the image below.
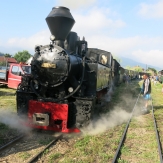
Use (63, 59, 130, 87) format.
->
(14, 50, 31, 63)
(125, 66, 131, 70)
(4, 53, 12, 57)
(112, 54, 122, 64)
(0, 52, 4, 56)
(131, 66, 143, 72)
(0, 61, 6, 66)
(147, 67, 157, 74)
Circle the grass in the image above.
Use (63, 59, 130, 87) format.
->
(0, 123, 10, 135)
(0, 123, 9, 144)
(118, 159, 130, 163)
(0, 87, 18, 145)
(74, 135, 91, 148)
(18, 152, 31, 160)
(1, 80, 160, 162)
(38, 138, 53, 145)
(54, 124, 124, 162)
(43, 149, 49, 155)
(48, 153, 62, 163)
(0, 87, 17, 111)
(0, 122, 19, 145)
(118, 81, 162, 163)
(42, 80, 141, 163)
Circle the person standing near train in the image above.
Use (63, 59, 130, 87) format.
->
(141, 74, 151, 113)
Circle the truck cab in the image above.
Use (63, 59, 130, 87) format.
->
(0, 63, 31, 89)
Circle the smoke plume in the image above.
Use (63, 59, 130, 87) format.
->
(82, 107, 131, 135)
(0, 110, 31, 133)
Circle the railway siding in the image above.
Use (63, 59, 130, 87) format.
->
(119, 115, 159, 162)
(117, 82, 163, 163)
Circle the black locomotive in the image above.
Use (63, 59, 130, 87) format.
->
(16, 6, 112, 132)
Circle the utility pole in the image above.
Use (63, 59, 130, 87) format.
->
(146, 64, 147, 72)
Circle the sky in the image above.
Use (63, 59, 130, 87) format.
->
(0, 0, 163, 69)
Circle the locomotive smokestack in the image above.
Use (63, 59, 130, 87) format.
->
(46, 6, 75, 41)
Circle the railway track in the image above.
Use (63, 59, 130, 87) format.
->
(0, 131, 63, 163)
(112, 95, 163, 163)
(112, 92, 141, 163)
(151, 98, 163, 162)
(0, 134, 25, 153)
(27, 134, 63, 163)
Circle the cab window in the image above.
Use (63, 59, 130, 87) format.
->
(11, 66, 21, 76)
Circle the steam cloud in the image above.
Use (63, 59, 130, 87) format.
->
(0, 110, 31, 133)
(82, 82, 142, 135)
(82, 108, 131, 135)
(103, 81, 114, 102)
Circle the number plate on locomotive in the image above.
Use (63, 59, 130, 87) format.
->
(41, 63, 56, 68)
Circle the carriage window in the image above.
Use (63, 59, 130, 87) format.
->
(11, 66, 21, 76)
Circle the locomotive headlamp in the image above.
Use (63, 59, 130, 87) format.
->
(50, 35, 55, 41)
(68, 87, 73, 93)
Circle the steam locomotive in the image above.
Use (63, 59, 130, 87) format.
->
(16, 6, 137, 133)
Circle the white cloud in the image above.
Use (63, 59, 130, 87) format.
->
(132, 50, 163, 68)
(2, 30, 163, 68)
(138, 0, 163, 18)
(1, 32, 163, 68)
(85, 35, 163, 68)
(56, 0, 96, 9)
(0, 7, 126, 54)
(0, 5, 163, 68)
(72, 7, 126, 37)
(1, 30, 50, 54)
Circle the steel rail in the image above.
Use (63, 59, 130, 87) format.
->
(27, 134, 63, 163)
(0, 134, 24, 153)
(151, 98, 163, 162)
(112, 92, 141, 163)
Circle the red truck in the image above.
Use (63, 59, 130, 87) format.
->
(0, 61, 31, 89)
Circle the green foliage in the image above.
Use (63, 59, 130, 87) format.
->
(0, 87, 17, 111)
(126, 65, 143, 72)
(18, 152, 31, 160)
(4, 53, 12, 57)
(133, 66, 143, 72)
(0, 61, 6, 66)
(147, 67, 157, 74)
(159, 76, 163, 83)
(74, 135, 91, 148)
(49, 153, 62, 162)
(112, 54, 122, 63)
(13, 50, 31, 62)
(125, 66, 131, 70)
(38, 138, 52, 145)
(0, 123, 9, 130)
(43, 149, 49, 155)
